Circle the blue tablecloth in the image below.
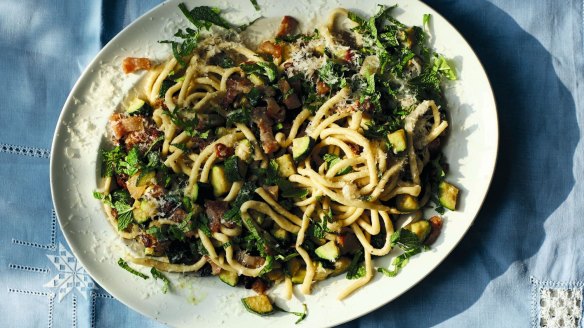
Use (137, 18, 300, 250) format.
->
(1, 0, 583, 327)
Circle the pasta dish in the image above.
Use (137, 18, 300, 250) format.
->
(94, 3, 459, 317)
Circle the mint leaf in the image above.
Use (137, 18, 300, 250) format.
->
(179, 4, 232, 30)
(346, 250, 366, 279)
(100, 146, 124, 177)
(240, 62, 278, 82)
(150, 267, 171, 293)
(323, 153, 352, 176)
(118, 258, 149, 279)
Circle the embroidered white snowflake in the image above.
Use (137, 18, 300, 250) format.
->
(44, 243, 95, 302)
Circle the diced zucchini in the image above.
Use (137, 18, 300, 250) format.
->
(132, 199, 157, 223)
(224, 156, 245, 182)
(315, 240, 340, 261)
(189, 183, 199, 202)
(126, 98, 146, 114)
(405, 220, 431, 241)
(387, 129, 407, 153)
(219, 270, 239, 287)
(313, 262, 333, 281)
(396, 194, 419, 212)
(241, 295, 274, 316)
(136, 171, 156, 187)
(235, 139, 253, 163)
(330, 257, 351, 277)
(210, 165, 232, 197)
(271, 227, 288, 242)
(291, 268, 306, 284)
(248, 74, 265, 86)
(439, 181, 459, 210)
(292, 136, 314, 162)
(275, 154, 296, 178)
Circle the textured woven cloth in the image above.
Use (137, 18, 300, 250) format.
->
(0, 0, 582, 327)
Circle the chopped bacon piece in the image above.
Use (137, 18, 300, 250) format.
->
(277, 79, 301, 109)
(251, 279, 268, 294)
(215, 143, 234, 159)
(424, 216, 443, 246)
(276, 16, 299, 37)
(348, 143, 360, 155)
(139, 234, 156, 248)
(258, 41, 282, 58)
(122, 57, 152, 74)
(252, 107, 279, 154)
(205, 200, 229, 233)
(124, 126, 160, 152)
(208, 260, 222, 275)
(115, 173, 128, 189)
(223, 77, 253, 108)
(169, 208, 187, 223)
(109, 114, 144, 141)
(316, 81, 331, 95)
(237, 251, 266, 269)
(265, 97, 285, 123)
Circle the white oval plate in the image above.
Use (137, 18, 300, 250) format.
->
(50, 0, 497, 327)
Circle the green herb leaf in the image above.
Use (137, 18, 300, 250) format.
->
(240, 62, 278, 82)
(246, 87, 262, 107)
(179, 3, 232, 30)
(377, 266, 398, 277)
(226, 107, 251, 125)
(159, 28, 200, 66)
(433, 54, 457, 80)
(224, 182, 256, 223)
(99, 190, 134, 231)
(346, 250, 366, 279)
(423, 14, 431, 30)
(323, 153, 353, 176)
(274, 304, 309, 324)
(150, 268, 171, 293)
(118, 147, 142, 176)
(259, 255, 274, 275)
(118, 258, 149, 279)
(117, 209, 134, 231)
(309, 215, 330, 239)
(249, 0, 260, 11)
(100, 146, 125, 177)
(378, 229, 429, 277)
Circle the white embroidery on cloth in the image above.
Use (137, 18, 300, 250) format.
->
(44, 243, 95, 302)
(539, 288, 582, 328)
(531, 277, 584, 328)
(0, 143, 50, 158)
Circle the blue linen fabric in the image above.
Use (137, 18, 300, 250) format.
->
(0, 0, 582, 327)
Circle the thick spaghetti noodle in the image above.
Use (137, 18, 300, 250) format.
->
(95, 3, 460, 310)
